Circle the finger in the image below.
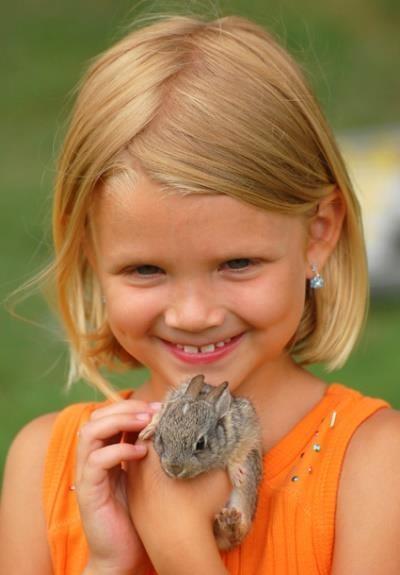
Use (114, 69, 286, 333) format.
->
(90, 399, 161, 421)
(78, 442, 148, 491)
(76, 413, 152, 480)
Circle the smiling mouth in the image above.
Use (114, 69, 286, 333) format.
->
(172, 336, 236, 355)
(160, 333, 244, 363)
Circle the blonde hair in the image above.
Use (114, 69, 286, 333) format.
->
(48, 14, 368, 397)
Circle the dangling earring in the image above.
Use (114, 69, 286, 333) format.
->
(310, 263, 324, 289)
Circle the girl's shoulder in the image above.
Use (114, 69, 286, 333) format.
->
(0, 412, 59, 574)
(2, 411, 59, 507)
(0, 395, 105, 573)
(0, 396, 110, 574)
(332, 406, 400, 573)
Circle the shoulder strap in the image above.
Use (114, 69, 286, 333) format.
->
(311, 391, 390, 573)
(42, 390, 133, 574)
(43, 389, 133, 528)
(43, 401, 99, 530)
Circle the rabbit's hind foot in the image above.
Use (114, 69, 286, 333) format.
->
(213, 506, 249, 550)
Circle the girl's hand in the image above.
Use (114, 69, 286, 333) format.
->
(75, 399, 160, 575)
(127, 444, 231, 575)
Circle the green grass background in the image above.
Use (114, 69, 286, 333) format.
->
(1, 0, 399, 480)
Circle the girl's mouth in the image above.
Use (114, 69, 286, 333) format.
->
(160, 333, 244, 364)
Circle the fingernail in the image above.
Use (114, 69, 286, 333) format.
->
(136, 412, 151, 421)
(149, 402, 162, 411)
(134, 444, 147, 455)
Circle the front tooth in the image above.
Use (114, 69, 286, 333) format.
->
(200, 344, 216, 353)
(215, 341, 225, 348)
(183, 345, 199, 354)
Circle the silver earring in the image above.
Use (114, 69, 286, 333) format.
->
(310, 264, 324, 289)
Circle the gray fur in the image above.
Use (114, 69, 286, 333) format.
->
(139, 374, 264, 550)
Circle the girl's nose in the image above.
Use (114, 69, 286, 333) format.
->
(164, 286, 225, 332)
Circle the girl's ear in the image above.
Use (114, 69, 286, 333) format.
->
(305, 187, 346, 278)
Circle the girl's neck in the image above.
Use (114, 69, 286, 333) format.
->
(135, 355, 328, 454)
(240, 358, 328, 453)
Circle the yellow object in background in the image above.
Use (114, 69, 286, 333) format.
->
(340, 126, 400, 294)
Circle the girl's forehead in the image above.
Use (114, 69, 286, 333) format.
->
(93, 174, 301, 240)
(89, 175, 308, 263)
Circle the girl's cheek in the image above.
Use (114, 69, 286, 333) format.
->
(245, 272, 306, 327)
(106, 287, 165, 335)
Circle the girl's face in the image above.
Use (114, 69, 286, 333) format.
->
(91, 171, 311, 395)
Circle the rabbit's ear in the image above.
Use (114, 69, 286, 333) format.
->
(207, 381, 231, 417)
(185, 374, 205, 399)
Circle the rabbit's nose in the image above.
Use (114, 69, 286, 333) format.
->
(167, 463, 184, 477)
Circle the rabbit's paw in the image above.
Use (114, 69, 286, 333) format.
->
(138, 422, 156, 440)
(230, 463, 247, 487)
(213, 506, 249, 550)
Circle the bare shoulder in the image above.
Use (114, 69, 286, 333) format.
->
(332, 407, 400, 574)
(0, 412, 59, 574)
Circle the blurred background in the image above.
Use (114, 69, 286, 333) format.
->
(1, 0, 399, 480)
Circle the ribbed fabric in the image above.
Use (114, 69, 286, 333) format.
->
(43, 383, 389, 574)
(43, 391, 133, 574)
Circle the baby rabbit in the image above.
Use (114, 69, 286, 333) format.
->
(139, 374, 263, 550)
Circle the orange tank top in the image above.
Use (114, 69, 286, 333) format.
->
(43, 383, 389, 574)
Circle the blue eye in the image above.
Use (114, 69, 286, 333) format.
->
(124, 265, 163, 276)
(224, 258, 253, 270)
(137, 265, 162, 275)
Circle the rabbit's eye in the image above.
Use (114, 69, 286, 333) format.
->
(195, 436, 206, 451)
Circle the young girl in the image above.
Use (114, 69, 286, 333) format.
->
(1, 13, 400, 575)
